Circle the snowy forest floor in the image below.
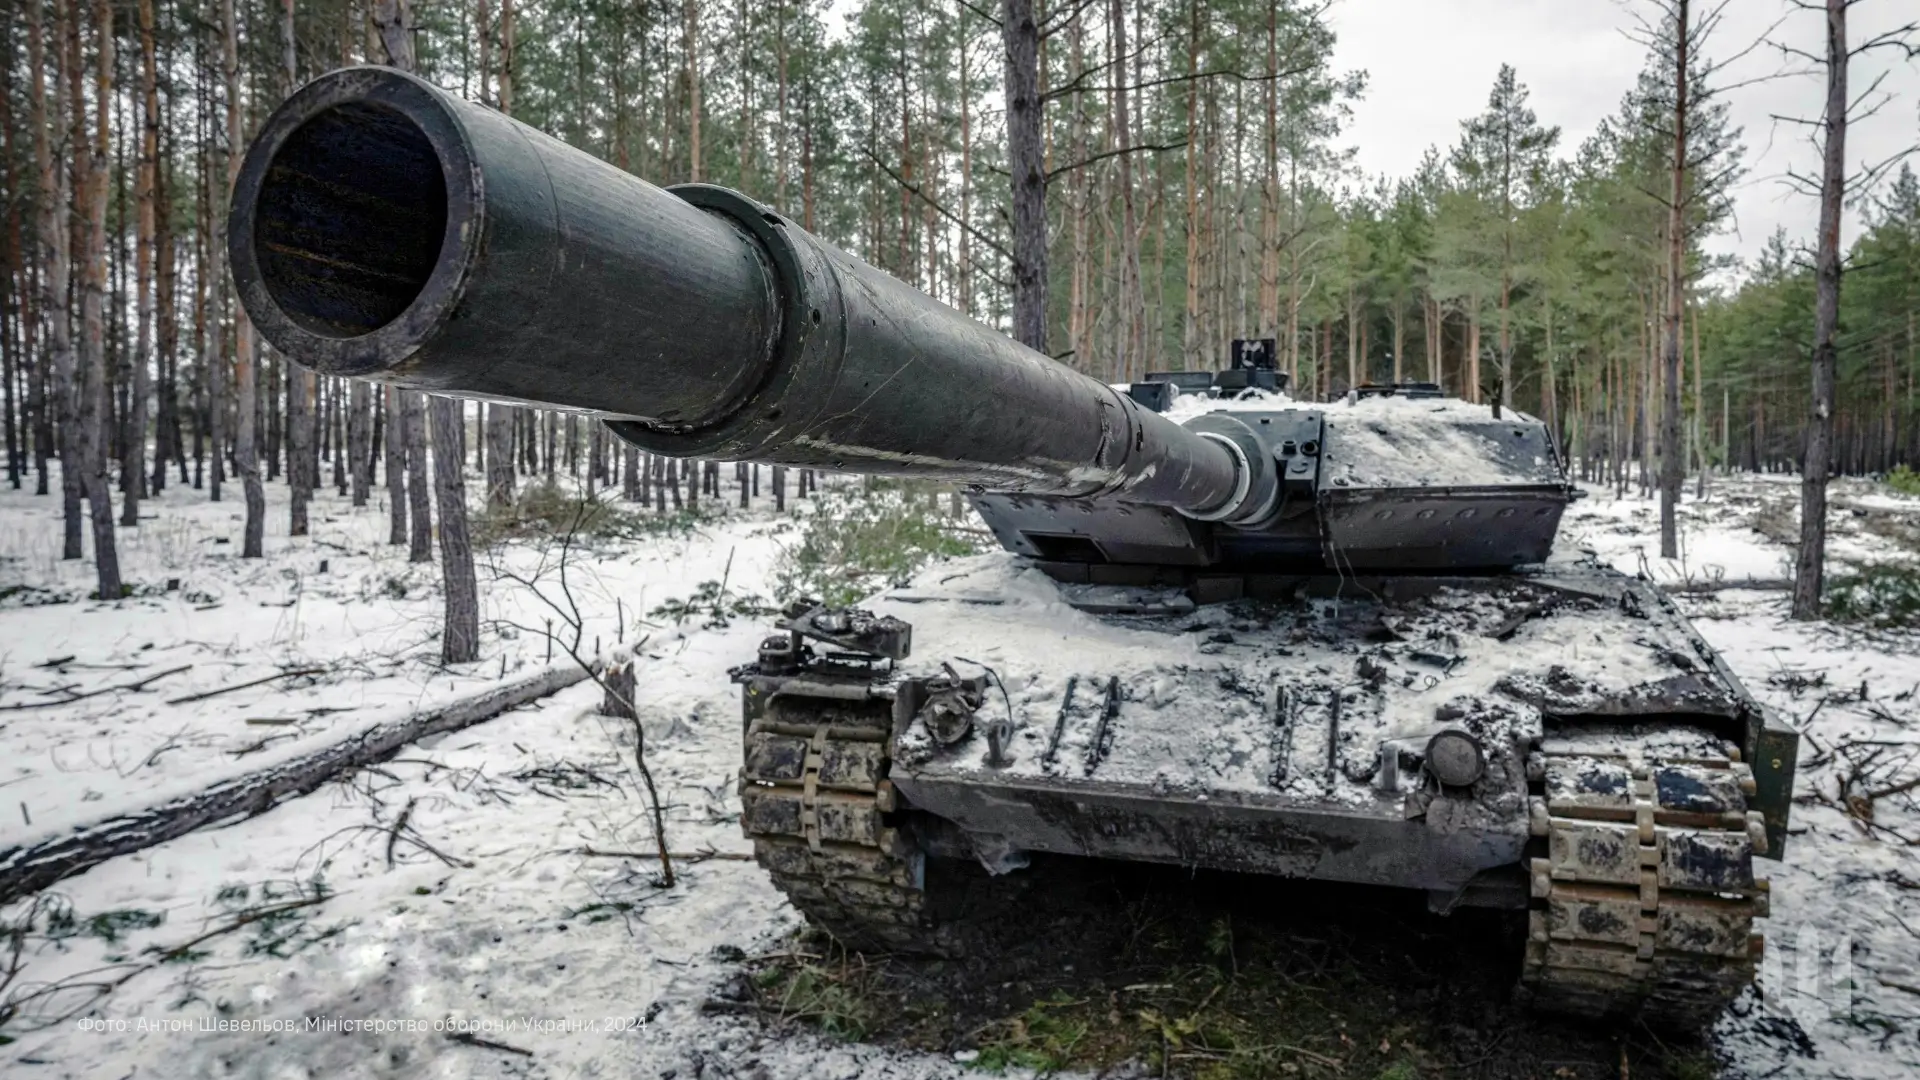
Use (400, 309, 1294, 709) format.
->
(0, 467, 1916, 1079)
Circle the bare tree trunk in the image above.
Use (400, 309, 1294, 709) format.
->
(1345, 287, 1358, 393)
(485, 403, 513, 506)
(1004, 0, 1046, 351)
(1658, 0, 1690, 558)
(1466, 300, 1481, 403)
(1182, 0, 1201, 367)
(403, 390, 431, 562)
(76, 0, 120, 595)
(384, 386, 406, 544)
(222, 0, 263, 558)
(1793, 0, 1848, 621)
(280, 0, 310, 537)
(1111, 0, 1142, 379)
(122, 0, 161, 525)
(1692, 296, 1706, 497)
(33, 0, 82, 558)
(684, 0, 700, 181)
(348, 381, 369, 505)
(430, 397, 479, 663)
(956, 13, 972, 315)
(377, 0, 477, 670)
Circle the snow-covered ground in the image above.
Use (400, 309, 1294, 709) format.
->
(2, 465, 1917, 1079)
(0, 472, 782, 851)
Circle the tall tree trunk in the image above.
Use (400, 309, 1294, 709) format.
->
(192, 51, 211, 497)
(1182, 0, 1201, 366)
(1658, 0, 1690, 558)
(485, 404, 513, 506)
(223, 0, 264, 558)
(956, 13, 972, 315)
(1345, 287, 1358, 392)
(498, 0, 514, 113)
(1466, 299, 1481, 403)
(1391, 303, 1404, 384)
(384, 386, 406, 544)
(403, 392, 430, 562)
(684, 0, 700, 181)
(34, 0, 82, 557)
(121, 0, 160, 524)
(378, 0, 478, 659)
(484, 1, 517, 511)
(0, 31, 18, 492)
(1692, 296, 1706, 497)
(1111, 0, 1142, 378)
(150, 31, 177, 496)
(349, 380, 370, 506)
(76, 0, 120, 594)
(430, 397, 479, 662)
(1004, 0, 1046, 351)
(1793, 0, 1847, 621)
(283, 0, 311, 538)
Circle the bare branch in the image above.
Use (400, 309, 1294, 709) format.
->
(1045, 141, 1187, 183)
(955, 0, 1000, 28)
(862, 147, 1016, 267)
(1038, 0, 1099, 40)
(1055, 59, 1319, 100)
(1848, 23, 1920, 59)
(1843, 144, 1920, 195)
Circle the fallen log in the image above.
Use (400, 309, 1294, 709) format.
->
(0, 662, 592, 906)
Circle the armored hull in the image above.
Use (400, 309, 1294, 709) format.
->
(736, 554, 1793, 1026)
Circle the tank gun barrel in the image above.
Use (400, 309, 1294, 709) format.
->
(228, 67, 1258, 519)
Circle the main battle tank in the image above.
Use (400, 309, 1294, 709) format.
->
(229, 67, 1797, 1027)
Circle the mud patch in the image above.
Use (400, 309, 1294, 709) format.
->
(734, 855, 1724, 1079)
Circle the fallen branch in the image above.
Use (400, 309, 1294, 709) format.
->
(165, 667, 328, 706)
(0, 665, 192, 711)
(385, 798, 417, 869)
(228, 732, 299, 758)
(446, 1031, 534, 1057)
(1659, 578, 1795, 595)
(575, 845, 752, 863)
(0, 662, 591, 905)
(150, 895, 330, 965)
(1, 893, 332, 1033)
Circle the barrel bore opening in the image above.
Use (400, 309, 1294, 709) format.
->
(253, 101, 448, 339)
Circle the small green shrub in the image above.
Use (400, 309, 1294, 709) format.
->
(974, 992, 1090, 1073)
(773, 481, 985, 607)
(1886, 465, 1920, 497)
(648, 579, 775, 629)
(758, 960, 875, 1039)
(1825, 563, 1920, 629)
(41, 904, 165, 944)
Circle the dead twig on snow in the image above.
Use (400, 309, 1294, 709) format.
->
(165, 667, 327, 706)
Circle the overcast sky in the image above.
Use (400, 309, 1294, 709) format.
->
(1325, 0, 1920, 280)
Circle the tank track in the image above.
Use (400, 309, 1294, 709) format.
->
(737, 683, 945, 954)
(1520, 731, 1771, 1027)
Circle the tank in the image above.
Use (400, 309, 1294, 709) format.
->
(229, 67, 1797, 1028)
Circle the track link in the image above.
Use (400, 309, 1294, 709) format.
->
(1520, 730, 1770, 1027)
(737, 682, 948, 954)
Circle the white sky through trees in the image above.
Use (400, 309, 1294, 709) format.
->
(1328, 0, 1920, 280)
